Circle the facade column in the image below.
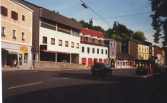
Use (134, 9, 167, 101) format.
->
(55, 53, 57, 62)
(70, 53, 72, 64)
(17, 53, 20, 68)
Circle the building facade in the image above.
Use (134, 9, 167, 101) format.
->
(105, 39, 117, 67)
(1, 0, 33, 68)
(80, 28, 108, 67)
(39, 8, 81, 64)
(115, 40, 136, 69)
(136, 41, 152, 68)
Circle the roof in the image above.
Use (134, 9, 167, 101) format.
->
(40, 8, 81, 30)
(17, 0, 82, 30)
(81, 28, 104, 38)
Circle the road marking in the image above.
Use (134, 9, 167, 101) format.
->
(8, 81, 44, 90)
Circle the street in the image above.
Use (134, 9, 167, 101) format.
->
(2, 69, 167, 103)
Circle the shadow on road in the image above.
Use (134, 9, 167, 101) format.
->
(3, 71, 167, 103)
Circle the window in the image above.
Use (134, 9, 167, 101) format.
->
(76, 43, 79, 48)
(106, 50, 108, 55)
(101, 49, 103, 54)
(82, 58, 86, 65)
(51, 38, 55, 45)
(24, 53, 28, 63)
(42, 36, 47, 44)
(59, 40, 63, 46)
(1, 26, 5, 37)
(97, 48, 99, 54)
(22, 32, 25, 41)
(12, 30, 16, 39)
(71, 42, 74, 48)
(82, 47, 85, 53)
(11, 11, 18, 20)
(65, 41, 69, 47)
(1, 6, 8, 16)
(92, 48, 95, 54)
(87, 47, 90, 54)
(22, 15, 25, 21)
(57, 24, 71, 34)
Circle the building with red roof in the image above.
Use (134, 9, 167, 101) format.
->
(80, 28, 108, 67)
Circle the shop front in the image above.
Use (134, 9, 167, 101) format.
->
(2, 42, 31, 69)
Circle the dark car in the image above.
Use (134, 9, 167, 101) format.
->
(91, 63, 112, 78)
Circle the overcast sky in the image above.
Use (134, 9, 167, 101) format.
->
(28, 0, 156, 44)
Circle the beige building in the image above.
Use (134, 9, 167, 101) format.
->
(137, 44, 150, 60)
(1, 0, 33, 69)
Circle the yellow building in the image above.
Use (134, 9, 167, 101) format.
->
(137, 43, 150, 60)
(1, 0, 33, 69)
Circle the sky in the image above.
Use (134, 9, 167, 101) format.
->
(28, 0, 156, 44)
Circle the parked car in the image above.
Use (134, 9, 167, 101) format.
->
(91, 63, 112, 78)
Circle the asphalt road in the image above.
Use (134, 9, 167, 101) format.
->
(2, 69, 167, 103)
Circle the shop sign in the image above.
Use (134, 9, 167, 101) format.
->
(20, 46, 28, 53)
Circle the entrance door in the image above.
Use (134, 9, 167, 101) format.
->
(19, 54, 23, 65)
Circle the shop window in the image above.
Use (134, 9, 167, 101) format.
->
(51, 38, 55, 45)
(88, 58, 93, 66)
(71, 42, 74, 48)
(1, 6, 8, 16)
(99, 59, 102, 63)
(94, 58, 98, 64)
(1, 26, 5, 37)
(22, 32, 25, 41)
(82, 46, 84, 53)
(82, 58, 86, 65)
(59, 40, 63, 46)
(24, 53, 28, 63)
(11, 11, 18, 20)
(42, 36, 47, 44)
(12, 30, 16, 39)
(65, 41, 69, 47)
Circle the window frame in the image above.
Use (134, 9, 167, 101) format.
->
(42, 36, 47, 44)
(51, 38, 55, 45)
(11, 11, 18, 20)
(22, 32, 25, 41)
(58, 40, 63, 46)
(12, 30, 16, 39)
(65, 41, 69, 47)
(1, 6, 8, 16)
(1, 26, 5, 37)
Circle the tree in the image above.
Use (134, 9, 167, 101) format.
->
(133, 31, 146, 41)
(150, 0, 167, 46)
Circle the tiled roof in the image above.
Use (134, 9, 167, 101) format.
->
(17, 0, 82, 30)
(40, 8, 82, 30)
(81, 28, 104, 38)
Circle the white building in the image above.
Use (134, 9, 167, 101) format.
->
(38, 8, 81, 64)
(80, 28, 108, 67)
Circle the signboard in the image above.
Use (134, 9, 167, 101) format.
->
(20, 46, 28, 53)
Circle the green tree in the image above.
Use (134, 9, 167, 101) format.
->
(133, 31, 146, 41)
(150, 0, 167, 46)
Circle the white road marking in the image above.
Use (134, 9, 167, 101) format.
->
(8, 81, 44, 90)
